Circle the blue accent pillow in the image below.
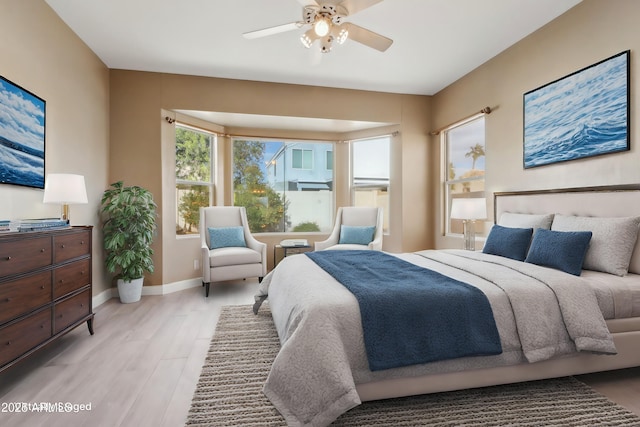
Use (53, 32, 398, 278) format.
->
(339, 225, 376, 245)
(208, 226, 246, 249)
(524, 228, 592, 276)
(482, 225, 533, 261)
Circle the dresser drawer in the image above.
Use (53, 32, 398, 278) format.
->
(53, 289, 91, 334)
(0, 271, 52, 325)
(0, 309, 52, 367)
(53, 259, 91, 299)
(53, 230, 91, 264)
(0, 236, 51, 278)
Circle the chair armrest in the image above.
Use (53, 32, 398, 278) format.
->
(245, 234, 267, 276)
(201, 243, 211, 283)
(315, 238, 335, 251)
(368, 234, 383, 251)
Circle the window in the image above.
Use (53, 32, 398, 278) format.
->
(351, 136, 391, 232)
(326, 150, 333, 170)
(233, 138, 334, 233)
(175, 125, 215, 235)
(443, 116, 486, 235)
(292, 148, 313, 169)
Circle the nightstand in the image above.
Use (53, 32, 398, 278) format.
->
(274, 243, 312, 267)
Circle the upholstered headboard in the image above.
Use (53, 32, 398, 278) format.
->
(494, 184, 640, 274)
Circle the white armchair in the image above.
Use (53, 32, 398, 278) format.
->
(200, 206, 267, 297)
(315, 207, 383, 251)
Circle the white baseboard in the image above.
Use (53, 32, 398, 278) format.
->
(92, 278, 202, 308)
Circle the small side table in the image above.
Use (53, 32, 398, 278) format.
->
(274, 243, 312, 267)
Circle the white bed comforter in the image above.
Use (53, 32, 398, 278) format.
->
(253, 250, 616, 427)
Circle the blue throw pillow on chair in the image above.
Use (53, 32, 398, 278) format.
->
(208, 226, 247, 249)
(339, 225, 376, 245)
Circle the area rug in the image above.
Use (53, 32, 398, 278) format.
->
(186, 304, 640, 426)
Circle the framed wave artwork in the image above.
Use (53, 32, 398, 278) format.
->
(523, 50, 629, 169)
(0, 76, 46, 189)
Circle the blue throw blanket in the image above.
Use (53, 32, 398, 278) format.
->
(306, 250, 502, 371)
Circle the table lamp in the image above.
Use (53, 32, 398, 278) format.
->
(43, 173, 88, 222)
(450, 198, 487, 250)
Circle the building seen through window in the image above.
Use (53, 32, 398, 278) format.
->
(233, 139, 334, 233)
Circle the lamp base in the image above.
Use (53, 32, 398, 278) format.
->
(61, 204, 70, 221)
(462, 220, 476, 251)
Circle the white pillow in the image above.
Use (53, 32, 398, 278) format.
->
(551, 215, 640, 276)
(498, 212, 554, 230)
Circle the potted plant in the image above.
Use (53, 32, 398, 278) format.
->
(100, 181, 157, 303)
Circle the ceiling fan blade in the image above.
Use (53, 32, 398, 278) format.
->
(339, 0, 383, 16)
(296, 0, 319, 6)
(243, 22, 304, 40)
(343, 23, 392, 52)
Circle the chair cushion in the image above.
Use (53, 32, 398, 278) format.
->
(209, 247, 261, 267)
(208, 226, 246, 249)
(339, 225, 375, 245)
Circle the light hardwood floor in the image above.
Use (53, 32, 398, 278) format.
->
(1, 280, 639, 427)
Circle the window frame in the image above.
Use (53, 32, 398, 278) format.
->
(350, 134, 392, 233)
(291, 148, 314, 170)
(441, 115, 486, 237)
(174, 123, 217, 236)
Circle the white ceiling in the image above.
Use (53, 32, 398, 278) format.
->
(45, 0, 581, 130)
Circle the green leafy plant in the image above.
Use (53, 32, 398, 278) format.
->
(100, 181, 157, 282)
(293, 221, 320, 232)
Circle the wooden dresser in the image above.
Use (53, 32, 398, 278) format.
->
(0, 226, 94, 372)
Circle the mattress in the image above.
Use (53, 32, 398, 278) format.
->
(581, 270, 640, 319)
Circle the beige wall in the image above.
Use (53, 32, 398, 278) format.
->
(111, 71, 431, 285)
(0, 1, 111, 295)
(8, 0, 632, 292)
(432, 0, 640, 249)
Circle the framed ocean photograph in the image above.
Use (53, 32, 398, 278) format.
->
(0, 76, 46, 189)
(523, 50, 629, 169)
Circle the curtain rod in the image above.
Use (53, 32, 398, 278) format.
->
(219, 133, 344, 143)
(429, 107, 492, 136)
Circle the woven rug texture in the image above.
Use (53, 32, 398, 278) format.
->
(186, 304, 640, 427)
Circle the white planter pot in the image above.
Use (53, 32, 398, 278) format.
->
(117, 277, 144, 303)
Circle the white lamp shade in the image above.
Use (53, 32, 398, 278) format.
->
(43, 174, 88, 204)
(450, 198, 487, 220)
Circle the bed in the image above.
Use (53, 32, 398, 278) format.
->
(253, 185, 640, 427)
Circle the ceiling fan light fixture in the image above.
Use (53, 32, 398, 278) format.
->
(332, 25, 349, 45)
(313, 18, 331, 37)
(300, 28, 318, 49)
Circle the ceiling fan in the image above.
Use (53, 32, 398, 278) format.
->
(242, 0, 393, 53)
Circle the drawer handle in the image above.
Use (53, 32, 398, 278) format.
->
(59, 279, 64, 283)
(40, 248, 45, 253)
(61, 244, 66, 249)
(81, 241, 85, 245)
(40, 285, 45, 290)
(5, 297, 10, 302)
(6, 256, 10, 261)
(6, 341, 10, 346)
